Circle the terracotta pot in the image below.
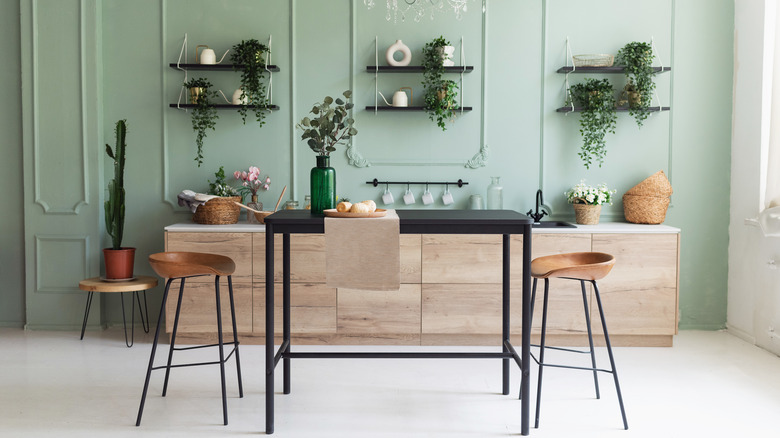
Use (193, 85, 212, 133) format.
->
(104, 247, 136, 279)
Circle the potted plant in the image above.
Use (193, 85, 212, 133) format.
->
(192, 166, 242, 224)
(295, 90, 357, 214)
(567, 78, 617, 169)
(565, 180, 616, 225)
(231, 39, 271, 128)
(615, 41, 656, 127)
(233, 166, 271, 223)
(183, 77, 218, 167)
(103, 119, 134, 279)
(422, 36, 460, 131)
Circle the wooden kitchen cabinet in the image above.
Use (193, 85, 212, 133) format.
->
(164, 224, 680, 347)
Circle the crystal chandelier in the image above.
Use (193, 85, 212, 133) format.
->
(364, 0, 472, 23)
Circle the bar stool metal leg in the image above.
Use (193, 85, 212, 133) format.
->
(137, 278, 174, 426)
(80, 291, 94, 340)
(214, 275, 229, 425)
(226, 275, 244, 398)
(592, 280, 628, 430)
(162, 278, 186, 397)
(580, 280, 600, 399)
(534, 278, 550, 428)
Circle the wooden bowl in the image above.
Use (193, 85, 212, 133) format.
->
(254, 211, 274, 224)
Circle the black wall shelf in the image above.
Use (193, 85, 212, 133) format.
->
(366, 106, 473, 112)
(557, 66, 671, 74)
(366, 66, 474, 73)
(169, 63, 280, 72)
(169, 104, 280, 110)
(556, 106, 670, 113)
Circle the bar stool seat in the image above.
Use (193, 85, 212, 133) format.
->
(136, 252, 243, 427)
(529, 252, 628, 430)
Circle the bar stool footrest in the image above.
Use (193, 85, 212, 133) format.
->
(151, 345, 239, 370)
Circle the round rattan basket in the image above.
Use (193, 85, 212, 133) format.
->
(623, 194, 670, 224)
(573, 203, 601, 225)
(192, 196, 241, 225)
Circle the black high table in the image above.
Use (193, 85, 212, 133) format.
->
(264, 209, 533, 435)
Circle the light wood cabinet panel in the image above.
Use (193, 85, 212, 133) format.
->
(164, 280, 252, 333)
(422, 235, 502, 284)
(591, 234, 679, 336)
(253, 282, 337, 335)
(399, 234, 422, 283)
(166, 232, 253, 283)
(422, 283, 502, 334)
(337, 284, 421, 334)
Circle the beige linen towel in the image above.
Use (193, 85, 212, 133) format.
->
(325, 209, 400, 291)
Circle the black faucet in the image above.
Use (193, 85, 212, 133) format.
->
(526, 189, 548, 223)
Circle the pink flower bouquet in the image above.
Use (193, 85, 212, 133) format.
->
(234, 166, 271, 202)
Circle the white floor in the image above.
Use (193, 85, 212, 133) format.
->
(1, 329, 780, 437)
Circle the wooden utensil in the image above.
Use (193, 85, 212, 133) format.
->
(274, 185, 287, 212)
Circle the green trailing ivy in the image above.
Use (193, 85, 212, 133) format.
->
(183, 77, 218, 167)
(567, 78, 617, 169)
(231, 39, 270, 128)
(422, 36, 459, 131)
(615, 41, 656, 127)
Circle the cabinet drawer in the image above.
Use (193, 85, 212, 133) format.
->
(164, 280, 252, 333)
(166, 232, 252, 283)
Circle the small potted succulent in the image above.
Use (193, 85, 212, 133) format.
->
(565, 180, 616, 225)
(103, 119, 134, 279)
(296, 90, 357, 214)
(183, 77, 218, 167)
(192, 166, 242, 224)
(566, 78, 617, 169)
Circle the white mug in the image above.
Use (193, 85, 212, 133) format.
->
(382, 186, 395, 205)
(442, 186, 454, 206)
(421, 187, 434, 205)
(403, 187, 416, 205)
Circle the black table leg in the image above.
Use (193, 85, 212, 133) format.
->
(283, 233, 291, 394)
(502, 234, 510, 395)
(265, 223, 275, 435)
(521, 224, 532, 435)
(80, 291, 94, 340)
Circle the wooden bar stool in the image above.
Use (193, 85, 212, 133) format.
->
(136, 252, 244, 426)
(529, 252, 628, 430)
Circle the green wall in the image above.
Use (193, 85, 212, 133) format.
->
(4, 0, 733, 331)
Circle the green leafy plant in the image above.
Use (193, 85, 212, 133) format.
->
(296, 90, 357, 156)
(231, 39, 271, 127)
(422, 36, 459, 131)
(567, 78, 617, 169)
(104, 119, 127, 250)
(207, 166, 239, 197)
(184, 77, 218, 167)
(615, 41, 656, 127)
(565, 180, 616, 205)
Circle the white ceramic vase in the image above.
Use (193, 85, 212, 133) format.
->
(386, 40, 412, 66)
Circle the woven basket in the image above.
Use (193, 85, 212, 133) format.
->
(254, 211, 273, 224)
(573, 203, 602, 225)
(572, 54, 614, 67)
(623, 194, 670, 224)
(192, 196, 241, 225)
(625, 170, 673, 197)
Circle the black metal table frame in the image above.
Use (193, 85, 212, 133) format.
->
(264, 210, 532, 435)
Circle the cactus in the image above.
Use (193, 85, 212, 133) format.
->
(104, 119, 127, 250)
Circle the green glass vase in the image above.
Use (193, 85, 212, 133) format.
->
(310, 155, 336, 214)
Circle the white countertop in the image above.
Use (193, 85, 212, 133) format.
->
(165, 221, 679, 234)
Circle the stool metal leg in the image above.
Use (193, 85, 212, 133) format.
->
(120, 291, 135, 348)
(80, 291, 94, 340)
(227, 275, 244, 398)
(137, 278, 174, 426)
(136, 290, 150, 334)
(534, 278, 550, 428)
(162, 278, 186, 397)
(592, 280, 628, 430)
(580, 280, 600, 399)
(214, 275, 228, 426)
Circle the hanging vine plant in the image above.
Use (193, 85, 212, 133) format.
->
(183, 77, 218, 167)
(422, 35, 459, 131)
(567, 78, 617, 169)
(615, 41, 656, 128)
(231, 39, 270, 128)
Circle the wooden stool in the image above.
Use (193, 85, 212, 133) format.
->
(136, 252, 244, 426)
(529, 252, 628, 430)
(78, 276, 157, 347)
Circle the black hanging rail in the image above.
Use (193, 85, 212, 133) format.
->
(367, 179, 468, 188)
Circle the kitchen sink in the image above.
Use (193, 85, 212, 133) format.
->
(532, 221, 576, 228)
